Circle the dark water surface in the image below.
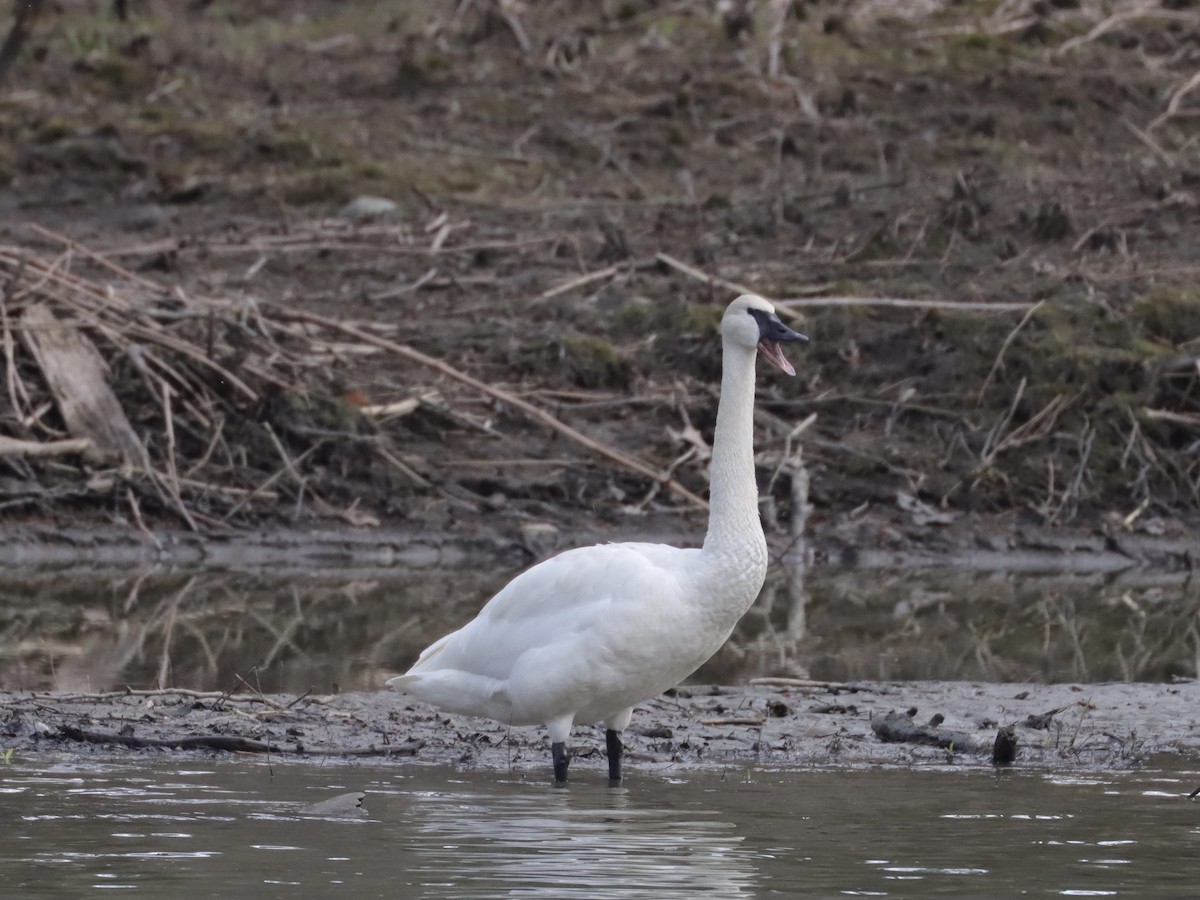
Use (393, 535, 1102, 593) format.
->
(3, 759, 1198, 898)
(2, 565, 1197, 693)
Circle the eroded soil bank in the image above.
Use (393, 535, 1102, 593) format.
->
(2, 3, 1200, 777)
(1, 2, 1200, 543)
(4, 678, 1198, 778)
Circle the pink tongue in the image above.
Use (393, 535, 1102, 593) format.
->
(759, 340, 796, 376)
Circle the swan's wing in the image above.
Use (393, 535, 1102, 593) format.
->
(401, 542, 695, 681)
(478, 543, 686, 625)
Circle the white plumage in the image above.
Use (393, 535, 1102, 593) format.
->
(388, 294, 808, 783)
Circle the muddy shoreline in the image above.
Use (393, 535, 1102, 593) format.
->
(3, 0, 1200, 780)
(5, 678, 1197, 778)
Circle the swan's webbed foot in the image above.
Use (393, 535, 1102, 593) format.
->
(552, 741, 570, 786)
(606, 728, 624, 785)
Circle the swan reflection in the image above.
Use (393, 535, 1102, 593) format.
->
(402, 783, 757, 898)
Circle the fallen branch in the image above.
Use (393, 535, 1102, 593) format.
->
(1149, 68, 1200, 132)
(20, 303, 146, 465)
(1122, 117, 1175, 169)
(537, 265, 620, 301)
(655, 252, 758, 300)
(270, 308, 710, 510)
(0, 435, 92, 458)
(870, 709, 982, 754)
(749, 676, 855, 690)
(781, 296, 1033, 312)
(978, 300, 1044, 403)
(1143, 408, 1200, 427)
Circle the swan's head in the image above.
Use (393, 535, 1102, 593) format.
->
(722, 294, 809, 376)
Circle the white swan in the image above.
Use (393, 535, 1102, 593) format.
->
(387, 294, 808, 784)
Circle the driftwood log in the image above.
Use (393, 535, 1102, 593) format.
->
(870, 709, 983, 754)
(20, 304, 145, 466)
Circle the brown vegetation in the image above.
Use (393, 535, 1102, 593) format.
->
(0, 1, 1198, 544)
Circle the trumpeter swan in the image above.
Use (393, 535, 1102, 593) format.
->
(388, 294, 808, 784)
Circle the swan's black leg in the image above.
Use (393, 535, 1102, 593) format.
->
(606, 729, 624, 785)
(552, 741, 570, 786)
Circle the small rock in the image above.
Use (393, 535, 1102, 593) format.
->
(339, 196, 400, 224)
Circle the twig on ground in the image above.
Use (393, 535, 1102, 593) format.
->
(978, 300, 1044, 403)
(263, 423, 335, 518)
(749, 676, 854, 690)
(1122, 117, 1175, 169)
(537, 265, 621, 301)
(1149, 69, 1200, 132)
(1054, 7, 1196, 58)
(655, 251, 758, 300)
(0, 435, 92, 458)
(219, 441, 323, 522)
(781, 296, 1033, 312)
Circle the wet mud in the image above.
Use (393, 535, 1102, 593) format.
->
(4, 678, 1197, 779)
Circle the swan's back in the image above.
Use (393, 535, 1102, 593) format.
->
(395, 541, 722, 725)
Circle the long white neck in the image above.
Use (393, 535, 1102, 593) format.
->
(701, 338, 766, 564)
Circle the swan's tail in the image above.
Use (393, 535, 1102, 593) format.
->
(385, 669, 513, 721)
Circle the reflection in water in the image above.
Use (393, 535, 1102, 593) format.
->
(3, 761, 1200, 897)
(401, 785, 754, 898)
(1, 564, 1198, 692)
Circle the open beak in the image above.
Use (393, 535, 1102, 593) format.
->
(756, 314, 809, 376)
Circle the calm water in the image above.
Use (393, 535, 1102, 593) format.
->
(3, 759, 1199, 898)
(1, 564, 1197, 693)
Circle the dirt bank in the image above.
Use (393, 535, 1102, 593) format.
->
(4, 678, 1198, 778)
(3, 4, 1200, 776)
(0, 2, 1198, 544)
